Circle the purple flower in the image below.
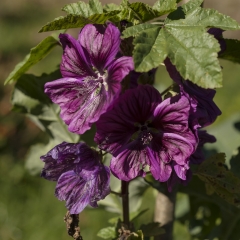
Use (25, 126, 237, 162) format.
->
(190, 130, 216, 164)
(164, 58, 221, 127)
(40, 142, 110, 214)
(95, 85, 197, 182)
(44, 23, 134, 134)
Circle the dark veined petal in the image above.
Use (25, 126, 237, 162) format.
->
(45, 78, 117, 134)
(40, 142, 100, 181)
(78, 23, 121, 72)
(55, 170, 93, 214)
(55, 165, 110, 214)
(59, 33, 94, 78)
(110, 143, 149, 181)
(95, 85, 162, 155)
(152, 94, 190, 133)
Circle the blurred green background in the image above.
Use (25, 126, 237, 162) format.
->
(0, 0, 240, 239)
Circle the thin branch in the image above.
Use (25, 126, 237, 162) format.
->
(121, 181, 130, 228)
(64, 211, 83, 240)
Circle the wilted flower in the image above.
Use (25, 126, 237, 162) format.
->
(45, 23, 134, 134)
(41, 142, 110, 214)
(95, 85, 197, 183)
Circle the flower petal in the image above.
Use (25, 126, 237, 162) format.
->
(79, 23, 121, 71)
(95, 85, 162, 155)
(59, 33, 94, 78)
(45, 78, 116, 134)
(40, 142, 100, 181)
(55, 170, 92, 214)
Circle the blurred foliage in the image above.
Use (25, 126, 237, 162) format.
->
(1, 0, 240, 240)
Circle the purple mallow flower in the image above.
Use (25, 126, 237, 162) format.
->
(164, 58, 221, 127)
(95, 85, 197, 183)
(44, 23, 134, 134)
(40, 142, 110, 214)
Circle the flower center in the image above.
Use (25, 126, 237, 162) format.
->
(131, 121, 154, 146)
(139, 130, 153, 145)
(97, 71, 108, 91)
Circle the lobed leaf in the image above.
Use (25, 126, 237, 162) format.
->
(195, 153, 240, 207)
(153, 0, 178, 16)
(122, 23, 157, 38)
(133, 25, 222, 88)
(219, 39, 240, 64)
(166, 0, 240, 30)
(4, 36, 59, 85)
(62, 0, 103, 16)
(39, 11, 119, 32)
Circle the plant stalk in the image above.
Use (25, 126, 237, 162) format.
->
(121, 180, 130, 228)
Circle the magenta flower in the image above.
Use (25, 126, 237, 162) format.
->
(44, 23, 134, 134)
(95, 85, 197, 182)
(164, 58, 221, 127)
(40, 142, 110, 214)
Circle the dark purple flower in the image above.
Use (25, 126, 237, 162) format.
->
(164, 58, 221, 127)
(167, 166, 192, 192)
(95, 85, 197, 182)
(40, 142, 110, 214)
(190, 130, 216, 164)
(44, 23, 134, 134)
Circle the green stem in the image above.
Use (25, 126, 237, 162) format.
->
(121, 181, 130, 228)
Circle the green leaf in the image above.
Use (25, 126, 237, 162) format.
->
(166, 0, 240, 30)
(109, 0, 159, 24)
(39, 11, 119, 32)
(140, 222, 165, 237)
(219, 39, 240, 64)
(195, 153, 240, 207)
(132, 22, 222, 88)
(103, 3, 120, 12)
(168, 7, 240, 30)
(153, 0, 178, 16)
(122, 23, 157, 38)
(4, 36, 59, 84)
(11, 72, 79, 143)
(62, 0, 103, 16)
(97, 227, 116, 239)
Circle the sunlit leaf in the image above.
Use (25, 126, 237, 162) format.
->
(62, 0, 103, 16)
(153, 0, 178, 16)
(4, 36, 59, 84)
(39, 11, 119, 32)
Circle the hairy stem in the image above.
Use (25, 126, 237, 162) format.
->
(121, 181, 130, 228)
(154, 187, 177, 240)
